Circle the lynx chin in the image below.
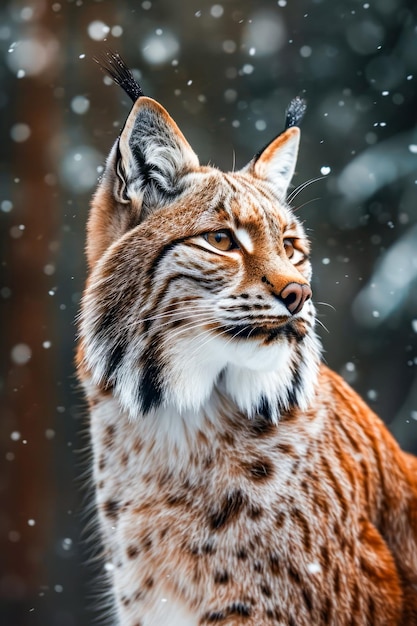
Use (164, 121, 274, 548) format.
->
(76, 51, 417, 625)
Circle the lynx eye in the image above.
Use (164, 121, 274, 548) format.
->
(204, 230, 236, 252)
(283, 237, 307, 265)
(283, 238, 295, 259)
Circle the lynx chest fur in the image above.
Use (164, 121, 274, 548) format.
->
(77, 53, 417, 625)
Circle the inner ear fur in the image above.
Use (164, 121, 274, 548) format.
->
(117, 96, 199, 203)
(243, 127, 301, 200)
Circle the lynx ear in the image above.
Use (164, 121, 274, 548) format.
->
(243, 127, 300, 200)
(243, 96, 306, 200)
(86, 97, 199, 268)
(115, 96, 200, 208)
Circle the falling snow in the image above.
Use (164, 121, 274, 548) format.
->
(1, 0, 417, 623)
(10, 343, 32, 365)
(87, 20, 110, 41)
(307, 562, 322, 575)
(70, 95, 90, 115)
(10, 123, 31, 142)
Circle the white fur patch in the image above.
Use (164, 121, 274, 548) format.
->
(142, 588, 198, 626)
(235, 227, 254, 253)
(224, 345, 295, 422)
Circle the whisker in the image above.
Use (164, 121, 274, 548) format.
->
(150, 316, 218, 343)
(292, 197, 321, 213)
(135, 304, 212, 325)
(140, 320, 222, 366)
(316, 301, 336, 311)
(287, 176, 325, 204)
(185, 326, 227, 360)
(125, 314, 211, 338)
(137, 310, 213, 329)
(188, 322, 254, 361)
(170, 317, 218, 338)
(315, 318, 330, 334)
(188, 329, 220, 353)
(185, 321, 252, 361)
(222, 324, 253, 349)
(288, 176, 324, 202)
(127, 306, 213, 330)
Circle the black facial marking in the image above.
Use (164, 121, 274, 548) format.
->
(222, 319, 307, 344)
(95, 303, 118, 336)
(222, 325, 259, 340)
(257, 396, 273, 422)
(252, 357, 303, 420)
(105, 343, 126, 380)
(281, 324, 308, 343)
(146, 238, 187, 290)
(285, 361, 303, 408)
(158, 272, 226, 299)
(261, 275, 273, 287)
(138, 342, 164, 413)
(94, 302, 129, 381)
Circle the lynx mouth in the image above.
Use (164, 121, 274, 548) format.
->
(222, 318, 308, 344)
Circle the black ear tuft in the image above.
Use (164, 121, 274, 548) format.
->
(285, 96, 307, 129)
(94, 50, 144, 103)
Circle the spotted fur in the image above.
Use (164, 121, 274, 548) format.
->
(76, 66, 417, 625)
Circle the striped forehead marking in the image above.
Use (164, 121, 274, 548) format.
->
(235, 227, 254, 254)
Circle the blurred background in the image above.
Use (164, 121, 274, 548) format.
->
(0, 0, 416, 624)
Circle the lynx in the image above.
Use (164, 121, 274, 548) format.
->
(76, 52, 417, 625)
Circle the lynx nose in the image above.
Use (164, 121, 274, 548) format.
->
(279, 282, 312, 315)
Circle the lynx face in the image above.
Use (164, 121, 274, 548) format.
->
(78, 89, 321, 424)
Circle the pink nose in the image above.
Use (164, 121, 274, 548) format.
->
(279, 282, 312, 315)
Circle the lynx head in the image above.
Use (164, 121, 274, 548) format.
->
(78, 53, 321, 423)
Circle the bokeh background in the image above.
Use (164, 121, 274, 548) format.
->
(1, 0, 416, 624)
